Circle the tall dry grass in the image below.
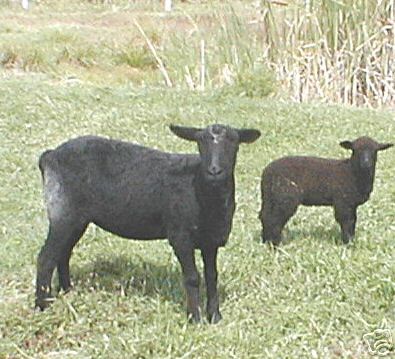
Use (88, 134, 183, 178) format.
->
(257, 0, 395, 106)
(157, 0, 394, 106)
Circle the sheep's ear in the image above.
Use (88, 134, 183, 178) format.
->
(169, 125, 202, 142)
(237, 129, 261, 144)
(377, 142, 393, 151)
(340, 140, 353, 150)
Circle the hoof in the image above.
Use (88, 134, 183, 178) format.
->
(35, 297, 54, 311)
(342, 239, 353, 245)
(187, 311, 202, 324)
(208, 311, 222, 324)
(341, 234, 354, 245)
(266, 240, 281, 249)
(56, 284, 73, 294)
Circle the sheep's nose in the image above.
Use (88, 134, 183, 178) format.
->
(208, 164, 223, 176)
(360, 159, 370, 168)
(360, 153, 372, 169)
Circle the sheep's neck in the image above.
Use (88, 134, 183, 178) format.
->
(351, 161, 375, 197)
(194, 174, 235, 246)
(194, 174, 235, 213)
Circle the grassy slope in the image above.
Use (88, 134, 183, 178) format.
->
(1, 77, 394, 358)
(1, 2, 395, 359)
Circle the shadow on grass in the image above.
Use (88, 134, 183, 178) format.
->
(286, 225, 341, 245)
(67, 254, 226, 312)
(254, 225, 344, 246)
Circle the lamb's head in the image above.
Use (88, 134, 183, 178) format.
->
(340, 136, 393, 174)
(170, 124, 260, 184)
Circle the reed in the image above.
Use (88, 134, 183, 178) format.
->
(257, 0, 395, 106)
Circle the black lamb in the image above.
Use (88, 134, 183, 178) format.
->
(36, 124, 261, 323)
(259, 136, 392, 245)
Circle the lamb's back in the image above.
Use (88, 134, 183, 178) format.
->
(263, 156, 353, 206)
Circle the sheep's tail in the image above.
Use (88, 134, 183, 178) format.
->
(38, 150, 53, 173)
(38, 150, 56, 183)
(39, 149, 66, 222)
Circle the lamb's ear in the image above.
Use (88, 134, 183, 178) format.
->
(169, 125, 202, 142)
(377, 142, 393, 151)
(237, 129, 261, 144)
(340, 140, 353, 150)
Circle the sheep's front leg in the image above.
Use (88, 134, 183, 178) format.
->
(172, 242, 201, 323)
(202, 247, 221, 323)
(335, 205, 357, 244)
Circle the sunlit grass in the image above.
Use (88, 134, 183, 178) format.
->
(0, 77, 394, 357)
(0, 1, 395, 357)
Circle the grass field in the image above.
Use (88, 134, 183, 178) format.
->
(1, 1, 395, 358)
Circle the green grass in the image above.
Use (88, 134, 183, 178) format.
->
(0, 1, 276, 91)
(0, 76, 394, 358)
(1, 1, 395, 358)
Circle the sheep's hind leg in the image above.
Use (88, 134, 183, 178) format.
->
(36, 223, 64, 310)
(36, 219, 87, 310)
(202, 246, 221, 324)
(263, 202, 298, 247)
(335, 205, 357, 244)
(171, 240, 201, 323)
(261, 198, 281, 244)
(57, 224, 88, 292)
(259, 201, 269, 243)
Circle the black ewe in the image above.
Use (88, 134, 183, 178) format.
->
(36, 124, 261, 323)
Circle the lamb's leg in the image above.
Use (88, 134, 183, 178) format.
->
(261, 180, 299, 246)
(259, 201, 269, 243)
(265, 222, 284, 247)
(202, 247, 221, 324)
(172, 242, 201, 323)
(334, 205, 357, 244)
(263, 203, 298, 246)
(260, 182, 272, 243)
(57, 224, 88, 292)
(261, 198, 281, 244)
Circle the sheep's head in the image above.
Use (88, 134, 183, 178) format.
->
(170, 124, 261, 184)
(340, 136, 393, 173)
